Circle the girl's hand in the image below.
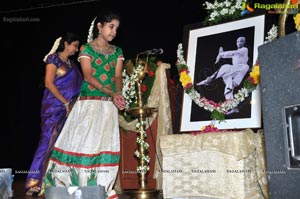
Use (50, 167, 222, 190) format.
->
(64, 101, 71, 116)
(113, 93, 126, 110)
(66, 104, 71, 116)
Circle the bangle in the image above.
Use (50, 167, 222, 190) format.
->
(63, 101, 70, 106)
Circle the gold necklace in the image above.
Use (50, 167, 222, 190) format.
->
(94, 43, 111, 54)
(58, 53, 71, 68)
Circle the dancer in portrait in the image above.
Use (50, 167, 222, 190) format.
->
(197, 36, 249, 115)
(42, 10, 125, 199)
(25, 32, 83, 196)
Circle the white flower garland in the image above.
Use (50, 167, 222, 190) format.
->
(134, 120, 150, 173)
(122, 63, 144, 110)
(87, 17, 97, 43)
(264, 24, 278, 43)
(204, 0, 246, 22)
(43, 37, 62, 62)
(122, 63, 152, 173)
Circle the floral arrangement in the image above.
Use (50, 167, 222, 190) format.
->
(176, 43, 260, 122)
(134, 120, 150, 173)
(121, 56, 157, 121)
(188, 124, 228, 135)
(264, 24, 278, 43)
(203, 0, 247, 25)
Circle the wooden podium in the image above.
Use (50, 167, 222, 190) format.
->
(119, 117, 158, 190)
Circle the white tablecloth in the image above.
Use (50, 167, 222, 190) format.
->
(160, 129, 269, 199)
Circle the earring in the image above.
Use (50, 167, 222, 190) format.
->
(98, 31, 101, 34)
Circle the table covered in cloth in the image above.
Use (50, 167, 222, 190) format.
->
(159, 129, 269, 199)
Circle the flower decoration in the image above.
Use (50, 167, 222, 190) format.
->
(134, 120, 150, 173)
(203, 0, 247, 25)
(179, 70, 192, 88)
(121, 57, 157, 121)
(201, 124, 218, 132)
(122, 62, 143, 110)
(43, 37, 62, 62)
(264, 24, 278, 43)
(176, 43, 260, 122)
(249, 64, 260, 84)
(87, 17, 96, 43)
(294, 13, 300, 31)
(190, 124, 223, 135)
(243, 64, 260, 92)
(148, 70, 155, 77)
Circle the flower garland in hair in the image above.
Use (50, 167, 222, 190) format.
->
(43, 37, 62, 62)
(176, 43, 260, 122)
(87, 17, 97, 43)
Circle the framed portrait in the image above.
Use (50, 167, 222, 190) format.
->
(180, 15, 265, 132)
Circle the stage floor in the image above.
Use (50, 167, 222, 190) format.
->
(12, 177, 163, 199)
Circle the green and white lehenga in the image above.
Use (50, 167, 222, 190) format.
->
(43, 44, 124, 199)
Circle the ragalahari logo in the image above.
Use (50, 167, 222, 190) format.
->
(241, 2, 254, 16)
(241, 1, 300, 15)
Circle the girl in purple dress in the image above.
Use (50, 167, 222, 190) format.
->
(25, 32, 83, 196)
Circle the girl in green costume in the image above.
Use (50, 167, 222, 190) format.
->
(42, 10, 125, 199)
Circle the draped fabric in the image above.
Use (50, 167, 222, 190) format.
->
(118, 63, 173, 190)
(160, 129, 269, 199)
(26, 53, 82, 189)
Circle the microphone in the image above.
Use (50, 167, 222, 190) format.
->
(139, 48, 164, 55)
(152, 48, 163, 54)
